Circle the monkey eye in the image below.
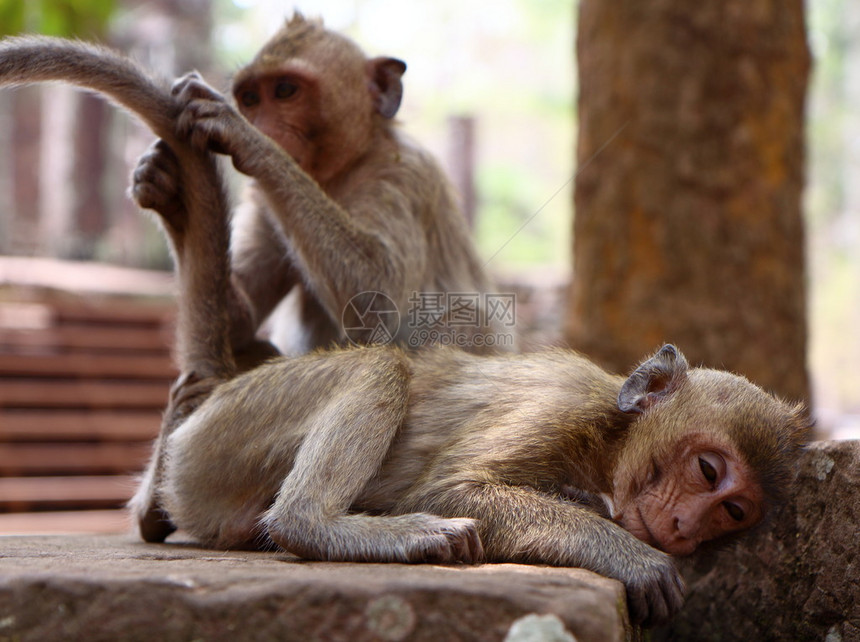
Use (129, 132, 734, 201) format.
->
(698, 456, 717, 484)
(239, 90, 260, 108)
(274, 79, 299, 100)
(724, 501, 745, 522)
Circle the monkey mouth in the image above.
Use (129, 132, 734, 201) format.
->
(624, 506, 661, 550)
(638, 511, 661, 549)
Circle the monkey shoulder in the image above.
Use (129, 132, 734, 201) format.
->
(407, 348, 627, 455)
(409, 348, 619, 403)
(372, 132, 459, 206)
(325, 132, 451, 229)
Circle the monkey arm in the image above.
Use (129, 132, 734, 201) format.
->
(416, 481, 685, 626)
(172, 75, 426, 320)
(227, 199, 305, 355)
(241, 152, 426, 324)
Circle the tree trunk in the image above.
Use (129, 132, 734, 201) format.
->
(567, 0, 811, 403)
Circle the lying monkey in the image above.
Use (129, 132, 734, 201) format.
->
(150, 342, 806, 626)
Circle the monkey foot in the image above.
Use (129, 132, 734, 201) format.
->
(137, 505, 177, 543)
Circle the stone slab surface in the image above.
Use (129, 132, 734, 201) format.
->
(0, 534, 631, 642)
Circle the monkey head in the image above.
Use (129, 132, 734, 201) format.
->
(230, 13, 406, 184)
(609, 345, 808, 557)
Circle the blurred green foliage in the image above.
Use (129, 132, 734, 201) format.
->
(0, 0, 115, 38)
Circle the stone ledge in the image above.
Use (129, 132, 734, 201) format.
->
(0, 534, 632, 642)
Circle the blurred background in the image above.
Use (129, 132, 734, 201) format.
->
(0, 0, 857, 532)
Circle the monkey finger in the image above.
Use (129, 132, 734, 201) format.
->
(131, 178, 178, 211)
(187, 121, 232, 157)
(626, 587, 650, 626)
(466, 526, 485, 563)
(130, 181, 161, 210)
(176, 110, 215, 151)
(130, 148, 184, 226)
(445, 521, 483, 564)
(132, 157, 180, 199)
(170, 70, 201, 94)
(172, 73, 225, 105)
(185, 99, 231, 123)
(661, 572, 686, 616)
(133, 153, 179, 189)
(418, 533, 458, 564)
(130, 183, 184, 229)
(645, 581, 671, 626)
(137, 139, 178, 168)
(177, 103, 234, 154)
(170, 71, 204, 96)
(148, 139, 180, 169)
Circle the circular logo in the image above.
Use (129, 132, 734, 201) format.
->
(342, 291, 401, 346)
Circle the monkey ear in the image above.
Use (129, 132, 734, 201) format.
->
(788, 402, 813, 446)
(618, 344, 689, 414)
(368, 57, 407, 119)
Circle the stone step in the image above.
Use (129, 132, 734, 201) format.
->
(0, 534, 632, 642)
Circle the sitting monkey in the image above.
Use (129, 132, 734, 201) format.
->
(0, 15, 506, 365)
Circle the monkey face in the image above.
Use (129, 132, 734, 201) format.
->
(233, 70, 320, 170)
(610, 347, 806, 557)
(614, 434, 765, 556)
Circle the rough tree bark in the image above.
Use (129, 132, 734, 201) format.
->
(567, 0, 811, 403)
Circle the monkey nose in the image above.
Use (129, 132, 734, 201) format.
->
(664, 521, 700, 553)
(673, 517, 702, 542)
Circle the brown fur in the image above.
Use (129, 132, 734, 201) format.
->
(0, 37, 234, 380)
(0, 18, 505, 362)
(0, 16, 507, 542)
(151, 337, 807, 626)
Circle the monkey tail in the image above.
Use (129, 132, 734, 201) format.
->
(0, 35, 177, 142)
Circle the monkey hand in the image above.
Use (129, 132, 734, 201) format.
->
(414, 516, 484, 564)
(172, 72, 262, 176)
(130, 140, 185, 230)
(267, 512, 484, 565)
(611, 537, 686, 627)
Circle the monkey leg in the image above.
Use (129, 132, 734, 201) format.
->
(129, 371, 222, 542)
(129, 138, 239, 541)
(130, 436, 174, 542)
(255, 349, 482, 564)
(132, 139, 280, 373)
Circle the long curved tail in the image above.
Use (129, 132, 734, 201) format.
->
(0, 35, 177, 142)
